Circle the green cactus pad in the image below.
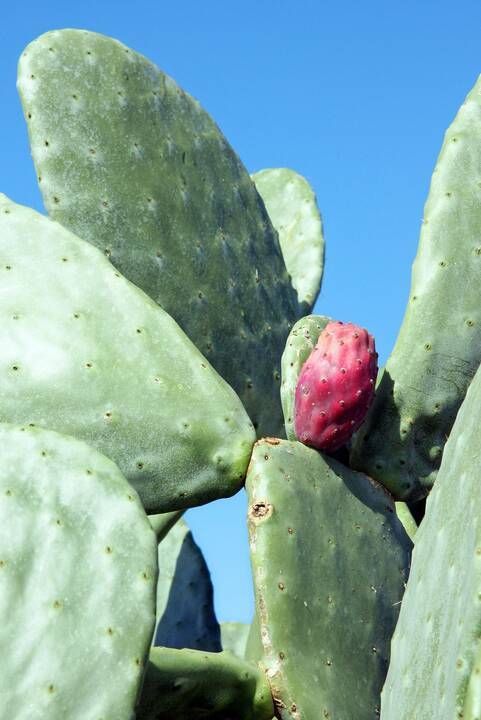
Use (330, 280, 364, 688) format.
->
(18, 29, 300, 437)
(351, 75, 481, 500)
(221, 622, 250, 658)
(0, 423, 157, 720)
(245, 614, 263, 665)
(0, 194, 255, 513)
(136, 646, 274, 720)
(280, 315, 331, 439)
(154, 518, 221, 651)
(394, 502, 417, 542)
(252, 168, 325, 312)
(246, 438, 412, 720)
(381, 362, 481, 720)
(148, 511, 183, 543)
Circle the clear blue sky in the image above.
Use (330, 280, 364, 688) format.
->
(2, 0, 481, 623)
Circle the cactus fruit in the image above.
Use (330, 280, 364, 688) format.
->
(154, 518, 221, 652)
(17, 29, 303, 438)
(137, 647, 275, 720)
(380, 360, 481, 720)
(294, 320, 378, 452)
(280, 314, 331, 440)
(0, 423, 157, 720)
(0, 193, 255, 514)
(246, 438, 412, 720)
(351, 73, 481, 501)
(252, 168, 325, 312)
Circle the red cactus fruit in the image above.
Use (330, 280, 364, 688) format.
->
(294, 320, 378, 453)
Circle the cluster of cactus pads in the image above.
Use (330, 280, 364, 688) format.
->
(2, 27, 481, 720)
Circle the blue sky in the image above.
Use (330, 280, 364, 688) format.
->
(2, 0, 481, 623)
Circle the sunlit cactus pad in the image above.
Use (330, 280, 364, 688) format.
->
(247, 439, 412, 720)
(0, 424, 157, 720)
(18, 28, 301, 437)
(381, 362, 481, 720)
(0, 194, 255, 514)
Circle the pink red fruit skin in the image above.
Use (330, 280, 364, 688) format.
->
(294, 321, 378, 453)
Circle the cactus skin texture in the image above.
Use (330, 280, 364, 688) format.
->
(351, 74, 481, 501)
(295, 321, 378, 452)
(246, 438, 412, 720)
(154, 518, 221, 652)
(17, 29, 301, 438)
(0, 423, 157, 720)
(136, 646, 275, 720)
(280, 314, 331, 440)
(252, 168, 325, 312)
(221, 622, 251, 658)
(0, 193, 255, 514)
(380, 361, 481, 720)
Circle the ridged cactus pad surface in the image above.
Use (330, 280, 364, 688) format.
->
(351, 74, 481, 500)
(18, 29, 301, 437)
(0, 424, 157, 720)
(137, 646, 275, 720)
(381, 361, 481, 720)
(246, 439, 412, 720)
(154, 518, 221, 651)
(252, 168, 325, 312)
(280, 315, 331, 440)
(0, 194, 255, 513)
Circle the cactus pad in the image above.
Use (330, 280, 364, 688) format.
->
(220, 622, 251, 658)
(247, 438, 412, 720)
(252, 168, 325, 311)
(18, 29, 300, 437)
(381, 361, 481, 720)
(137, 646, 275, 720)
(0, 194, 255, 513)
(351, 74, 481, 500)
(0, 423, 157, 720)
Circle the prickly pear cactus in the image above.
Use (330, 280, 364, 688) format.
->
(381, 361, 481, 720)
(246, 438, 412, 720)
(0, 423, 157, 720)
(351, 73, 481, 501)
(0, 194, 255, 514)
(17, 29, 302, 438)
(252, 168, 325, 312)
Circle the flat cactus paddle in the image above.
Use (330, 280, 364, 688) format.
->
(381, 360, 481, 720)
(247, 439, 412, 720)
(252, 168, 325, 312)
(0, 194, 255, 514)
(351, 74, 481, 500)
(18, 29, 301, 437)
(0, 424, 157, 720)
(220, 622, 250, 659)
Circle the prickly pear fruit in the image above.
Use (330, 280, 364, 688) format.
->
(294, 320, 377, 452)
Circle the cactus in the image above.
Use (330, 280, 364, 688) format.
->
(0, 193, 255, 514)
(252, 168, 325, 312)
(2, 24, 481, 720)
(0, 423, 157, 720)
(294, 320, 378, 452)
(246, 438, 412, 719)
(17, 29, 302, 438)
(350, 74, 481, 501)
(154, 517, 221, 651)
(381, 360, 481, 719)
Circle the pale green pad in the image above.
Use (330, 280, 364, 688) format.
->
(0, 194, 255, 513)
(280, 315, 331, 439)
(252, 168, 325, 311)
(136, 646, 274, 720)
(221, 622, 250, 659)
(18, 29, 300, 437)
(351, 75, 481, 500)
(154, 518, 221, 651)
(381, 361, 481, 720)
(245, 614, 263, 665)
(148, 511, 183, 543)
(395, 502, 417, 542)
(247, 439, 412, 720)
(0, 424, 157, 720)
